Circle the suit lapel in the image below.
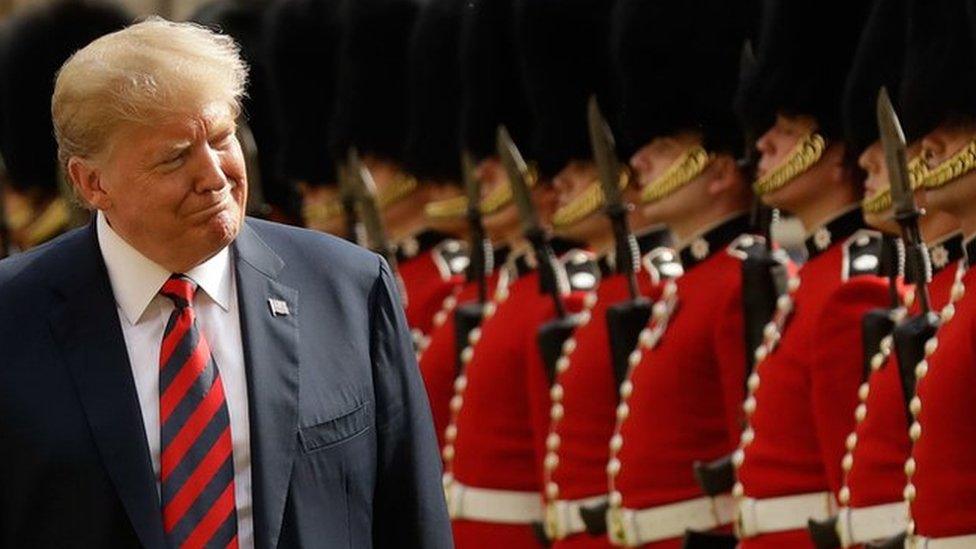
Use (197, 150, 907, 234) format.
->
(233, 222, 300, 549)
(48, 225, 166, 549)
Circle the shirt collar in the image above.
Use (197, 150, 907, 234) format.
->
(96, 211, 233, 325)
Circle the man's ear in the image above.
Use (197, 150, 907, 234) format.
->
(67, 156, 111, 210)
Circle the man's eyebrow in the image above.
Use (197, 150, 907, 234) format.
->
(150, 139, 193, 161)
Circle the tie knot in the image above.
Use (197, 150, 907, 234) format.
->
(159, 275, 197, 308)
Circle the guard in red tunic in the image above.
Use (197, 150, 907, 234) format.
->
(896, 0, 976, 545)
(441, 0, 595, 545)
(806, 1, 963, 545)
(599, 3, 762, 547)
(522, 89, 680, 549)
(415, 0, 532, 453)
(730, 2, 894, 547)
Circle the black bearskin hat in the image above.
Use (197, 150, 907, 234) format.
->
(458, 0, 531, 162)
(402, 0, 463, 183)
(514, 0, 615, 179)
(265, 0, 342, 188)
(899, 0, 976, 141)
(328, 0, 419, 162)
(0, 0, 129, 194)
(842, 0, 910, 156)
(736, 0, 870, 142)
(611, 0, 753, 158)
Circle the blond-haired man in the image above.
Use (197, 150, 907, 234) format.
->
(0, 19, 451, 549)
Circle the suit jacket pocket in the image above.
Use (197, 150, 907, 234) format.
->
(298, 400, 373, 453)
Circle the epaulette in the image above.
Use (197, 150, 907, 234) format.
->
(642, 246, 683, 286)
(560, 249, 600, 292)
(843, 229, 884, 281)
(432, 239, 470, 281)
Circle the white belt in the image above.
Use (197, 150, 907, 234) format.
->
(444, 476, 543, 524)
(544, 494, 608, 540)
(607, 494, 736, 547)
(836, 502, 908, 546)
(910, 534, 976, 548)
(736, 491, 835, 538)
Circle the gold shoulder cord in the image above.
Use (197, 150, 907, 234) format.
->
(639, 146, 712, 204)
(920, 138, 976, 190)
(752, 133, 826, 196)
(861, 155, 930, 214)
(424, 195, 469, 221)
(551, 171, 630, 229)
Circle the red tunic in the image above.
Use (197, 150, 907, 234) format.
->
(613, 218, 754, 549)
(399, 239, 467, 339)
(845, 235, 962, 511)
(523, 247, 675, 549)
(910, 243, 976, 538)
(449, 252, 586, 548)
(736, 210, 891, 548)
(418, 270, 504, 449)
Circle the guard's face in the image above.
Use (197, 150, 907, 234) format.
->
(754, 114, 840, 214)
(859, 140, 925, 233)
(921, 122, 976, 216)
(552, 160, 608, 244)
(631, 133, 708, 226)
(87, 101, 247, 269)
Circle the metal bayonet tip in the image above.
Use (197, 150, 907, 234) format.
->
(876, 86, 914, 216)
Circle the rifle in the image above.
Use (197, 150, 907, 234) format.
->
(587, 96, 653, 394)
(453, 150, 494, 375)
(347, 148, 398, 273)
(877, 87, 940, 424)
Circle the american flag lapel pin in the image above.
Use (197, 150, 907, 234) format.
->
(268, 298, 290, 317)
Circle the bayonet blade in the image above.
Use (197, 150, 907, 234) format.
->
(588, 95, 624, 208)
(877, 87, 916, 218)
(497, 125, 540, 233)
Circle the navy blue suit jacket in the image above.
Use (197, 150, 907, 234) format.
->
(0, 218, 453, 548)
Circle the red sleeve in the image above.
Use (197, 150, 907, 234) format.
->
(811, 277, 891, 492)
(711, 271, 748, 448)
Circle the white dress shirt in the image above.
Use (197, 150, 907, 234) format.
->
(96, 212, 254, 548)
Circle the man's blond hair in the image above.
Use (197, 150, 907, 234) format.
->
(52, 17, 248, 166)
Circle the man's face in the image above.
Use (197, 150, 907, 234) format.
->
(631, 132, 707, 226)
(754, 114, 832, 212)
(552, 160, 609, 245)
(922, 122, 976, 216)
(477, 157, 556, 244)
(85, 101, 247, 270)
(859, 140, 925, 233)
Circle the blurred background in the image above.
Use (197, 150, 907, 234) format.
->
(0, 0, 208, 21)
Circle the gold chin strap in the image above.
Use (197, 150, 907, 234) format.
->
(752, 133, 826, 196)
(861, 155, 929, 214)
(376, 172, 419, 210)
(424, 195, 469, 221)
(25, 197, 70, 248)
(302, 196, 344, 226)
(639, 146, 713, 204)
(480, 164, 539, 215)
(552, 170, 630, 229)
(921, 138, 976, 190)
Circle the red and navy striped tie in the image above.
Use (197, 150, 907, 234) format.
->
(158, 275, 239, 549)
